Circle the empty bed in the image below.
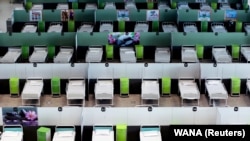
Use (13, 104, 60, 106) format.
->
(77, 22, 94, 32)
(21, 23, 37, 33)
(85, 46, 103, 63)
(53, 126, 76, 141)
(200, 3, 211, 10)
(211, 23, 227, 33)
(134, 21, 149, 32)
(104, 2, 116, 10)
(47, 22, 63, 33)
(155, 47, 170, 63)
(205, 78, 228, 106)
(120, 47, 136, 63)
(85, 3, 97, 10)
(94, 78, 114, 106)
(0, 125, 23, 141)
(140, 125, 162, 141)
(125, 2, 137, 11)
(66, 78, 85, 106)
(141, 79, 160, 106)
(240, 44, 250, 62)
(181, 45, 199, 63)
(244, 23, 250, 33)
(158, 2, 170, 10)
(92, 125, 114, 141)
(178, 2, 190, 9)
(56, 3, 69, 10)
(29, 46, 47, 63)
(21, 77, 44, 106)
(31, 4, 43, 10)
(0, 47, 21, 63)
(183, 22, 198, 33)
(178, 77, 200, 106)
(212, 45, 232, 63)
(99, 21, 113, 32)
(162, 22, 178, 33)
(54, 47, 73, 63)
(220, 3, 232, 10)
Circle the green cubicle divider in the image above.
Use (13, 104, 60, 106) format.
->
(26, 0, 68, 4)
(77, 32, 109, 46)
(159, 9, 177, 22)
(95, 9, 117, 21)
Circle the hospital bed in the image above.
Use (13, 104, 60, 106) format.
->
(56, 3, 69, 10)
(125, 2, 137, 11)
(85, 3, 97, 10)
(141, 79, 160, 106)
(240, 44, 250, 62)
(31, 4, 43, 10)
(244, 23, 250, 34)
(211, 22, 228, 33)
(54, 46, 73, 63)
(183, 22, 198, 33)
(162, 22, 178, 33)
(119, 47, 136, 63)
(47, 22, 63, 33)
(181, 45, 199, 63)
(140, 125, 162, 141)
(21, 23, 37, 33)
(212, 45, 232, 63)
(134, 21, 149, 32)
(158, 2, 170, 10)
(0, 125, 23, 141)
(104, 2, 116, 10)
(200, 3, 211, 10)
(99, 21, 113, 32)
(66, 78, 85, 106)
(29, 46, 47, 63)
(0, 47, 21, 63)
(94, 78, 114, 106)
(21, 77, 44, 106)
(154, 47, 170, 63)
(92, 125, 114, 141)
(205, 77, 228, 106)
(246, 78, 250, 95)
(220, 3, 232, 10)
(178, 77, 200, 106)
(178, 2, 190, 10)
(77, 22, 94, 32)
(52, 126, 76, 141)
(85, 46, 103, 63)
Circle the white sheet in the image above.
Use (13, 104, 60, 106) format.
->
(178, 80, 200, 100)
(162, 23, 178, 33)
(85, 3, 97, 10)
(104, 2, 116, 10)
(53, 131, 76, 141)
(220, 3, 232, 10)
(0, 48, 21, 63)
(241, 46, 250, 62)
(155, 48, 170, 63)
(158, 2, 170, 10)
(66, 80, 85, 99)
(246, 80, 250, 93)
(205, 80, 228, 100)
(178, 3, 190, 9)
(140, 131, 162, 141)
(0, 131, 23, 141)
(120, 47, 136, 63)
(47, 24, 62, 33)
(212, 47, 232, 63)
(31, 4, 43, 10)
(184, 25, 198, 33)
(244, 25, 250, 33)
(54, 48, 73, 63)
(92, 130, 114, 141)
(85, 47, 103, 63)
(212, 25, 227, 33)
(56, 4, 69, 10)
(134, 23, 149, 32)
(99, 23, 113, 32)
(21, 25, 37, 33)
(94, 80, 114, 99)
(29, 47, 47, 63)
(141, 80, 160, 100)
(78, 24, 94, 32)
(125, 2, 137, 10)
(21, 79, 43, 99)
(181, 47, 198, 62)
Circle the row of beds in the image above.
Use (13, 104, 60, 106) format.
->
(0, 124, 162, 141)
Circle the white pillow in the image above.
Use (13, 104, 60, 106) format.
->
(3, 131, 19, 137)
(57, 131, 73, 137)
(95, 129, 110, 135)
(143, 131, 158, 137)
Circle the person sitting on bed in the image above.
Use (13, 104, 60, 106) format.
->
(117, 32, 133, 47)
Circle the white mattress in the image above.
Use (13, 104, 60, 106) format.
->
(0, 48, 21, 63)
(178, 80, 200, 100)
(162, 24, 178, 33)
(220, 4, 232, 10)
(94, 80, 114, 99)
(244, 25, 250, 33)
(47, 24, 62, 33)
(134, 23, 149, 32)
(247, 80, 250, 92)
(120, 48, 136, 63)
(205, 80, 228, 99)
(155, 48, 170, 63)
(31, 4, 43, 10)
(29, 48, 47, 63)
(140, 131, 162, 141)
(212, 48, 232, 63)
(212, 25, 227, 33)
(104, 3, 116, 10)
(92, 131, 114, 141)
(54, 48, 73, 63)
(200, 4, 211, 10)
(0, 131, 23, 141)
(78, 24, 94, 32)
(241, 47, 250, 62)
(141, 80, 160, 99)
(21, 25, 37, 33)
(184, 25, 198, 33)
(21, 79, 43, 99)
(56, 4, 69, 10)
(158, 3, 170, 10)
(125, 2, 137, 10)
(178, 4, 190, 9)
(66, 80, 85, 99)
(85, 4, 97, 10)
(53, 131, 76, 141)
(99, 23, 113, 32)
(85, 48, 103, 63)
(181, 48, 198, 62)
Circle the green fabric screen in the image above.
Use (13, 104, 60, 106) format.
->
(47, 45, 55, 60)
(231, 44, 240, 60)
(231, 77, 241, 96)
(106, 44, 113, 60)
(196, 44, 204, 59)
(51, 77, 61, 97)
(21, 45, 29, 60)
(120, 77, 129, 96)
(201, 21, 208, 32)
(162, 77, 171, 96)
(116, 124, 127, 141)
(135, 45, 144, 60)
(235, 21, 242, 32)
(118, 21, 125, 32)
(38, 21, 45, 32)
(9, 77, 19, 96)
(152, 21, 159, 32)
(68, 20, 75, 32)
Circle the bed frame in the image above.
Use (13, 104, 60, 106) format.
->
(99, 21, 113, 32)
(181, 45, 198, 63)
(141, 78, 160, 106)
(162, 22, 178, 33)
(95, 78, 114, 106)
(212, 45, 232, 63)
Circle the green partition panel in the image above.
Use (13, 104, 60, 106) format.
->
(231, 77, 241, 96)
(13, 10, 29, 22)
(51, 77, 61, 97)
(152, 21, 159, 32)
(21, 45, 29, 60)
(95, 9, 117, 21)
(231, 44, 240, 60)
(106, 44, 113, 60)
(140, 32, 171, 46)
(68, 20, 75, 32)
(235, 21, 242, 32)
(178, 10, 198, 22)
(120, 77, 129, 96)
(38, 21, 45, 32)
(25, 2, 32, 11)
(9, 77, 19, 97)
(47, 45, 55, 59)
(29, 0, 68, 3)
(135, 45, 144, 60)
(196, 44, 204, 59)
(211, 2, 217, 10)
(201, 21, 208, 32)
(77, 32, 109, 46)
(74, 10, 95, 22)
(118, 21, 125, 32)
(162, 77, 171, 96)
(116, 124, 127, 141)
(42, 10, 61, 21)
(72, 2, 79, 9)
(129, 10, 147, 21)
(147, 2, 154, 9)
(159, 9, 177, 22)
